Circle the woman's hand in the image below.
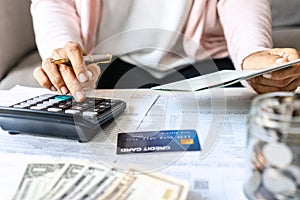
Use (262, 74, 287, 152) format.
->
(33, 41, 101, 102)
(243, 48, 300, 94)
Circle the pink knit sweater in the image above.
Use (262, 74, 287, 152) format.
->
(31, 0, 273, 71)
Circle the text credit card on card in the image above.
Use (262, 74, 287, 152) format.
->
(116, 130, 201, 154)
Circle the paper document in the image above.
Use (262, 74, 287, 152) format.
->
(152, 58, 300, 91)
(0, 86, 257, 200)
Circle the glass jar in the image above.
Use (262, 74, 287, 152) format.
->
(244, 92, 300, 200)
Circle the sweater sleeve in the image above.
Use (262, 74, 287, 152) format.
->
(217, 0, 273, 70)
(31, 0, 83, 60)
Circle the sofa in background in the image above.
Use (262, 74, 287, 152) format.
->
(0, 0, 299, 89)
(0, 0, 40, 89)
(271, 0, 300, 49)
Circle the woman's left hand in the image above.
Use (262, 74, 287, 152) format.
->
(243, 48, 300, 94)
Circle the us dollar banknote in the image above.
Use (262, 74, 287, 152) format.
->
(42, 163, 86, 200)
(12, 163, 67, 200)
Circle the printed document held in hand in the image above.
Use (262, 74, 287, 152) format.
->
(151, 59, 300, 92)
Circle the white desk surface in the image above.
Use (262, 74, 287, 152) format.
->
(0, 86, 260, 199)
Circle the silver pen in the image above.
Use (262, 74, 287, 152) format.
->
(51, 54, 112, 65)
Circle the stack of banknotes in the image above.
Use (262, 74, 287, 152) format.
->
(12, 161, 189, 200)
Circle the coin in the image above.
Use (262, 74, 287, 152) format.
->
(262, 142, 293, 169)
(262, 168, 297, 196)
(265, 129, 281, 142)
(283, 165, 300, 186)
(244, 170, 261, 194)
(291, 99, 300, 116)
(255, 185, 276, 200)
(252, 141, 267, 172)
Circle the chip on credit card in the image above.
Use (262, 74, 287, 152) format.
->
(116, 130, 201, 154)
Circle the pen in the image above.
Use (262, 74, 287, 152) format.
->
(51, 54, 112, 65)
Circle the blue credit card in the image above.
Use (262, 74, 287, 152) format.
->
(116, 130, 201, 154)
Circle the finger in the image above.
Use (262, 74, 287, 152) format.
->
(269, 48, 300, 61)
(58, 64, 86, 102)
(263, 48, 300, 80)
(269, 65, 300, 80)
(285, 78, 300, 92)
(250, 83, 280, 94)
(64, 41, 89, 83)
(52, 48, 67, 60)
(249, 76, 295, 88)
(80, 64, 101, 90)
(86, 64, 101, 82)
(243, 51, 284, 70)
(42, 58, 68, 94)
(250, 77, 300, 94)
(33, 67, 56, 91)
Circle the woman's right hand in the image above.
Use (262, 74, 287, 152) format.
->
(33, 41, 101, 102)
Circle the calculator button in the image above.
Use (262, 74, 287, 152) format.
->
(27, 100, 40, 105)
(71, 106, 84, 110)
(49, 99, 61, 103)
(55, 95, 72, 101)
(35, 104, 48, 110)
(83, 111, 98, 118)
(65, 109, 80, 114)
(98, 105, 106, 109)
(30, 106, 44, 110)
(47, 108, 62, 112)
(20, 102, 32, 107)
(99, 104, 111, 110)
(58, 104, 71, 109)
(42, 101, 55, 106)
(94, 108, 106, 114)
(13, 104, 28, 108)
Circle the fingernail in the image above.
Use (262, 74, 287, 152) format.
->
(263, 73, 272, 79)
(275, 58, 286, 64)
(50, 86, 57, 91)
(61, 86, 68, 94)
(79, 73, 88, 83)
(87, 71, 93, 79)
(75, 91, 85, 101)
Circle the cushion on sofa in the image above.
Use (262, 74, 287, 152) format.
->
(0, 51, 40, 89)
(272, 27, 300, 49)
(0, 0, 36, 80)
(271, 0, 300, 50)
(271, 0, 300, 27)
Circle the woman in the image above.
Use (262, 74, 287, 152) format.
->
(31, 0, 300, 102)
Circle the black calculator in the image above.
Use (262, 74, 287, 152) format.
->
(0, 94, 126, 142)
